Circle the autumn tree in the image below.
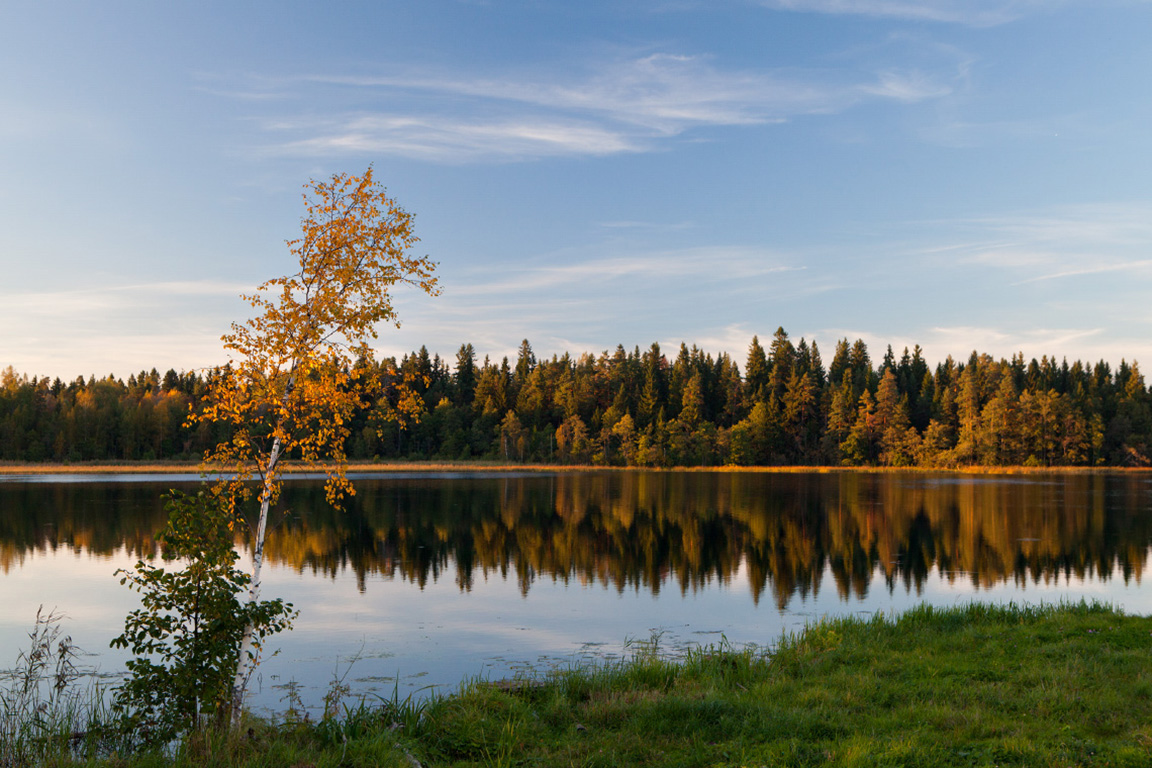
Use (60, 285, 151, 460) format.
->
(499, 410, 527, 460)
(556, 413, 591, 464)
(611, 412, 639, 465)
(191, 168, 438, 725)
(820, 375, 854, 463)
(980, 374, 1021, 465)
(841, 390, 878, 465)
(874, 370, 918, 466)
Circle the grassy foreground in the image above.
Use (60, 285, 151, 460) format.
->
(9, 601, 1152, 767)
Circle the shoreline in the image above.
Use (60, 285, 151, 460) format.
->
(2, 460, 1151, 476)
(7, 601, 1152, 766)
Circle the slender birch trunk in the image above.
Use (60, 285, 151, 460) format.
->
(229, 433, 282, 728)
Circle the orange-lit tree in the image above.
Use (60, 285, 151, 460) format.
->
(192, 168, 438, 724)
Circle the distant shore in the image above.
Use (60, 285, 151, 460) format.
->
(2, 460, 1150, 476)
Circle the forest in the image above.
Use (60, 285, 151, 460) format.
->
(2, 328, 1150, 468)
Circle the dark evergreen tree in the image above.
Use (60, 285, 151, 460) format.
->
(745, 336, 769, 402)
(455, 343, 477, 405)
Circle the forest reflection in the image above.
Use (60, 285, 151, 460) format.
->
(2, 472, 1150, 609)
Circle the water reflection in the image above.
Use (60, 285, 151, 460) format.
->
(3, 472, 1150, 610)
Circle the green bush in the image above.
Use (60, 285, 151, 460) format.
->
(110, 489, 296, 743)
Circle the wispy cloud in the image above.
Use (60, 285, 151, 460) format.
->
(273, 115, 640, 160)
(2, 280, 251, 315)
(1011, 259, 1152, 285)
(910, 325, 1152, 367)
(799, 200, 1152, 367)
(596, 219, 697, 231)
(925, 325, 1104, 352)
(446, 246, 803, 298)
(302, 54, 842, 131)
(247, 52, 956, 161)
(0, 281, 256, 378)
(861, 69, 954, 102)
(812, 324, 1151, 369)
(756, 0, 1059, 26)
(681, 324, 774, 359)
(978, 204, 1152, 248)
(363, 243, 823, 364)
(939, 202, 1152, 283)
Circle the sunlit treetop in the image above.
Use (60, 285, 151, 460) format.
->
(226, 167, 438, 372)
(194, 168, 439, 512)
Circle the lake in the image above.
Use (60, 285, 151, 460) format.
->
(2, 470, 1151, 716)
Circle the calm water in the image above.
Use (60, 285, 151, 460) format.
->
(2, 470, 1151, 715)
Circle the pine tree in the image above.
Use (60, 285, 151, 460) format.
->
(745, 336, 769, 401)
(768, 327, 795, 402)
(455, 343, 477, 405)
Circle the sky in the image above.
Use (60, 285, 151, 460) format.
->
(3, 0, 1152, 380)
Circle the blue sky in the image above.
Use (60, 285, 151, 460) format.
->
(4, 0, 1152, 379)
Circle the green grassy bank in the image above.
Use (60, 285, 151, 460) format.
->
(7, 601, 1152, 767)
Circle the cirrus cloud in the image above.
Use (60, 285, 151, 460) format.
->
(246, 52, 957, 162)
(756, 0, 1065, 26)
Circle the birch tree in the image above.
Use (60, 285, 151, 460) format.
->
(192, 168, 438, 726)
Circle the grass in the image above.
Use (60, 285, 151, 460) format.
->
(0, 608, 112, 768)
(6, 601, 1152, 766)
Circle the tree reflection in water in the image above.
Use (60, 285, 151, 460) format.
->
(2, 472, 1150, 610)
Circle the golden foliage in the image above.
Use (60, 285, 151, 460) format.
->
(192, 168, 439, 514)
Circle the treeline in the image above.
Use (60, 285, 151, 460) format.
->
(2, 328, 1151, 466)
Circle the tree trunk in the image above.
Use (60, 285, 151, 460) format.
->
(230, 433, 282, 728)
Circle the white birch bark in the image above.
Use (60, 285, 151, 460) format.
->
(229, 433, 283, 728)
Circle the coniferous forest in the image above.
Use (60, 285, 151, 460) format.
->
(2, 328, 1150, 468)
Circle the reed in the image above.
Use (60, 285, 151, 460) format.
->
(0, 608, 112, 767)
